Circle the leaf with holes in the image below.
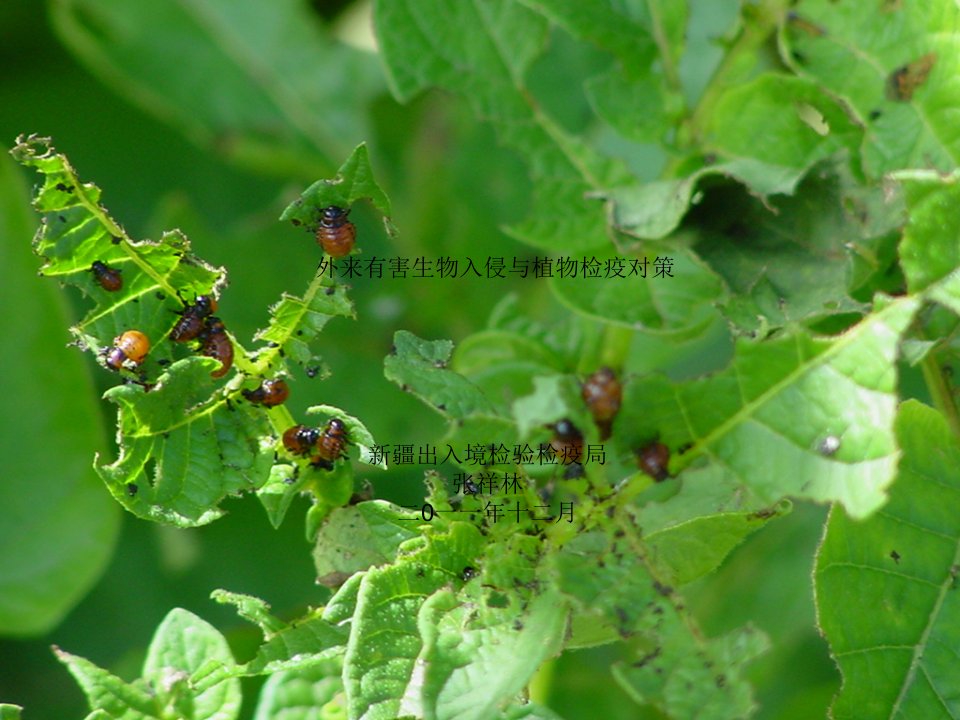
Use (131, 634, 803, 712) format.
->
(781, 0, 960, 177)
(98, 357, 273, 525)
(343, 523, 485, 720)
(549, 530, 768, 720)
(816, 400, 960, 719)
(618, 295, 919, 519)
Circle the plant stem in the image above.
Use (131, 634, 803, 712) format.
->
(671, 0, 791, 167)
(920, 347, 960, 440)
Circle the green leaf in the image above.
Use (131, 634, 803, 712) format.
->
(253, 281, 355, 368)
(98, 357, 274, 525)
(703, 74, 861, 179)
(418, 586, 567, 720)
(252, 661, 345, 720)
(0, 141, 120, 635)
(517, 0, 658, 75)
(384, 330, 497, 419)
(50, 0, 385, 178)
(696, 163, 876, 332)
(54, 646, 158, 718)
(896, 168, 960, 293)
(143, 608, 241, 719)
(343, 523, 486, 720)
(216, 590, 348, 678)
(322, 571, 365, 626)
(636, 466, 792, 586)
(312, 501, 421, 586)
(585, 66, 674, 144)
(603, 74, 861, 240)
(211, 589, 287, 635)
(621, 296, 920, 519)
(375, 0, 634, 253)
(525, 0, 686, 144)
(549, 530, 768, 719)
(498, 705, 567, 720)
(243, 613, 348, 677)
(262, 143, 393, 367)
(782, 0, 960, 176)
(0, 706, 22, 720)
(452, 329, 566, 415)
(815, 400, 960, 719)
(548, 247, 725, 337)
(11, 135, 277, 527)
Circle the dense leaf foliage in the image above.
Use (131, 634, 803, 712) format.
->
(6, 1, 960, 719)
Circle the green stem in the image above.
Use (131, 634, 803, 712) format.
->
(646, 0, 682, 95)
(671, 0, 791, 166)
(920, 348, 960, 440)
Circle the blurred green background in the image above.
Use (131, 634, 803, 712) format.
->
(0, 1, 837, 717)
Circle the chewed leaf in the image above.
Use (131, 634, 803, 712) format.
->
(256, 143, 388, 368)
(344, 523, 485, 720)
(312, 501, 419, 586)
(549, 530, 768, 719)
(781, 0, 960, 176)
(384, 330, 496, 419)
(305, 404, 382, 468)
(816, 401, 960, 718)
(635, 466, 792, 586)
(14, 136, 388, 529)
(418, 586, 567, 720)
(620, 296, 919, 519)
(253, 281, 355, 367)
(601, 75, 860, 241)
(213, 591, 347, 676)
(11, 136, 225, 374)
(280, 143, 391, 226)
(98, 358, 274, 525)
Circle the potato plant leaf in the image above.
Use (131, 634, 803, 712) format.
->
(312, 501, 421, 586)
(143, 609, 242, 719)
(212, 591, 347, 678)
(385, 330, 497, 419)
(374, 0, 634, 253)
(781, 0, 960, 177)
(251, 661, 345, 720)
(816, 400, 960, 719)
(619, 295, 920, 519)
(55, 608, 240, 719)
(896, 168, 960, 293)
(12, 135, 382, 528)
(549, 529, 768, 720)
(54, 647, 159, 718)
(417, 585, 567, 720)
(635, 467, 792, 587)
(343, 523, 486, 720)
